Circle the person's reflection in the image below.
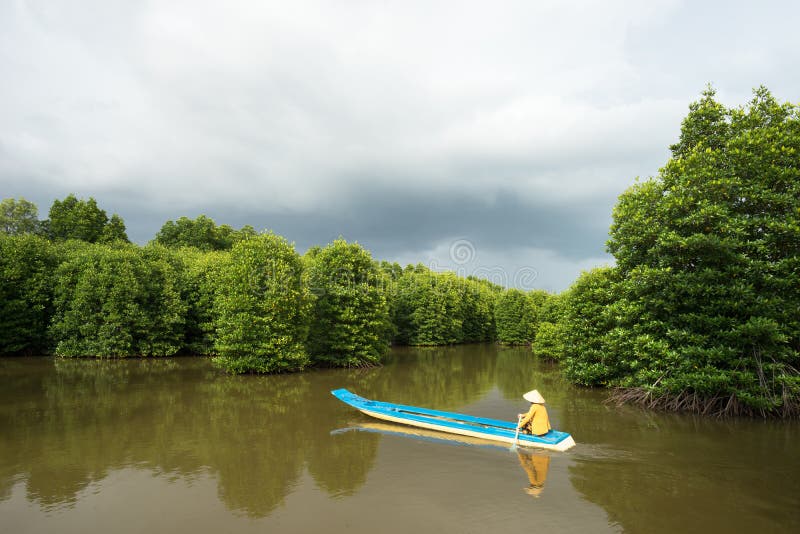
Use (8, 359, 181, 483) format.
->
(517, 450, 550, 498)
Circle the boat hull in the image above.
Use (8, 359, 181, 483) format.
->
(332, 389, 576, 452)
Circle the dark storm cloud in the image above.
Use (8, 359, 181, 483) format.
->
(225, 186, 614, 261)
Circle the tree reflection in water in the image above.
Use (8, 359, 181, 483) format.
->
(0, 345, 499, 517)
(0, 358, 379, 517)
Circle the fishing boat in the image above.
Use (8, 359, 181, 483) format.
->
(331, 389, 576, 452)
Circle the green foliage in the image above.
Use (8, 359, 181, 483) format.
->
(306, 239, 391, 367)
(459, 278, 498, 343)
(393, 269, 463, 345)
(531, 322, 566, 360)
(557, 267, 624, 385)
(48, 194, 107, 242)
(669, 84, 730, 159)
(390, 266, 498, 345)
(495, 289, 542, 345)
(0, 197, 41, 236)
(153, 215, 255, 251)
(45, 194, 129, 244)
(536, 292, 565, 324)
(50, 242, 186, 357)
(178, 248, 229, 355)
(99, 214, 129, 243)
(379, 260, 403, 281)
(531, 293, 567, 360)
(212, 233, 311, 373)
(0, 207, 504, 364)
(560, 86, 800, 416)
(0, 234, 58, 354)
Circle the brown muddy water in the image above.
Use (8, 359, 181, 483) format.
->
(0, 345, 798, 533)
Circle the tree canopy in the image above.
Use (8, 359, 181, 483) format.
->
(212, 233, 311, 373)
(0, 197, 40, 236)
(390, 265, 499, 346)
(542, 87, 800, 417)
(50, 242, 185, 357)
(494, 289, 547, 345)
(305, 239, 391, 367)
(153, 215, 256, 251)
(46, 194, 129, 243)
(0, 234, 57, 354)
(101, 214, 129, 243)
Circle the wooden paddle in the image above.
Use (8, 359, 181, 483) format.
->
(511, 414, 523, 451)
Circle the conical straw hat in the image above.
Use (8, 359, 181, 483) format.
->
(523, 390, 545, 404)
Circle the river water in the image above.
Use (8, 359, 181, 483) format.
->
(0, 345, 797, 533)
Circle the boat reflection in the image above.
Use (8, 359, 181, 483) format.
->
(332, 421, 511, 451)
(332, 421, 551, 498)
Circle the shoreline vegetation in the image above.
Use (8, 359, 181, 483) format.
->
(1, 87, 798, 418)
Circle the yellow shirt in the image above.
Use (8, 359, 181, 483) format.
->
(519, 403, 551, 436)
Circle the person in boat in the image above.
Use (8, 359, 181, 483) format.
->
(517, 450, 550, 498)
(517, 389, 551, 436)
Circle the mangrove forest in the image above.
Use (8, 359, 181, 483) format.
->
(1, 87, 798, 418)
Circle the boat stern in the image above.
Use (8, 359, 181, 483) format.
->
(551, 434, 576, 452)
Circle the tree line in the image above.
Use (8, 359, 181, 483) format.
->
(0, 201, 545, 372)
(2, 86, 797, 417)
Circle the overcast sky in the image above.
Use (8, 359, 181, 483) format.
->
(2, 1, 799, 290)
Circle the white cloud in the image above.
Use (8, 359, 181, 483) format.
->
(1, 0, 798, 280)
(1, 1, 681, 204)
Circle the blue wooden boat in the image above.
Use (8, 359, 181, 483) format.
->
(331, 389, 576, 452)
